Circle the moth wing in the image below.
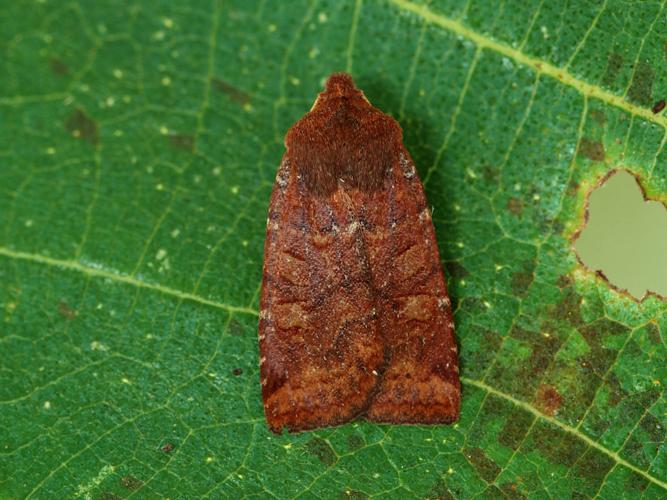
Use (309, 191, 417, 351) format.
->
(259, 156, 385, 433)
(364, 150, 460, 423)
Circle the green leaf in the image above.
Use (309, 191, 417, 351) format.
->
(1, 0, 665, 497)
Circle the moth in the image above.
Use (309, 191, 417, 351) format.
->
(259, 73, 460, 433)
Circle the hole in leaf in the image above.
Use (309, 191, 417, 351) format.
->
(574, 170, 667, 300)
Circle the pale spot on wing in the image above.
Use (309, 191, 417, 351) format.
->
(399, 152, 415, 179)
(437, 296, 451, 308)
(276, 251, 307, 284)
(419, 208, 431, 222)
(276, 160, 290, 187)
(346, 220, 360, 235)
(397, 295, 435, 321)
(274, 302, 310, 329)
(395, 244, 428, 279)
(311, 231, 334, 248)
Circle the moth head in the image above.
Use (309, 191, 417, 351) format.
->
(310, 72, 370, 111)
(287, 72, 402, 196)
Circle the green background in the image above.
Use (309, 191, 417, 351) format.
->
(1, 0, 666, 498)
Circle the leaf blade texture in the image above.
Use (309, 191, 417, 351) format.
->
(1, 0, 666, 497)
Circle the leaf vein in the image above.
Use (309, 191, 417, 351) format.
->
(462, 376, 667, 491)
(0, 246, 258, 316)
(389, 0, 667, 129)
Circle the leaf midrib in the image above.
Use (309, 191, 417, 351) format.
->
(390, 0, 667, 131)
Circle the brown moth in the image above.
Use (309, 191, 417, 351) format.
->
(258, 73, 460, 433)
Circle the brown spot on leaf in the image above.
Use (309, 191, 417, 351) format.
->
(628, 62, 654, 106)
(50, 57, 69, 76)
(58, 300, 76, 320)
(65, 108, 98, 145)
(232, 368, 243, 376)
(578, 138, 605, 161)
(160, 442, 174, 453)
(507, 197, 523, 216)
(305, 437, 335, 466)
(169, 134, 194, 152)
(212, 78, 251, 106)
(463, 447, 501, 482)
(652, 99, 665, 114)
(556, 275, 572, 288)
(535, 384, 562, 416)
(120, 475, 143, 491)
(602, 53, 623, 87)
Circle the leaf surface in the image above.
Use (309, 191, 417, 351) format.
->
(1, 0, 666, 497)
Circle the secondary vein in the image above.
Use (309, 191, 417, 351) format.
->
(0, 246, 258, 317)
(462, 376, 667, 491)
(390, 0, 667, 130)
